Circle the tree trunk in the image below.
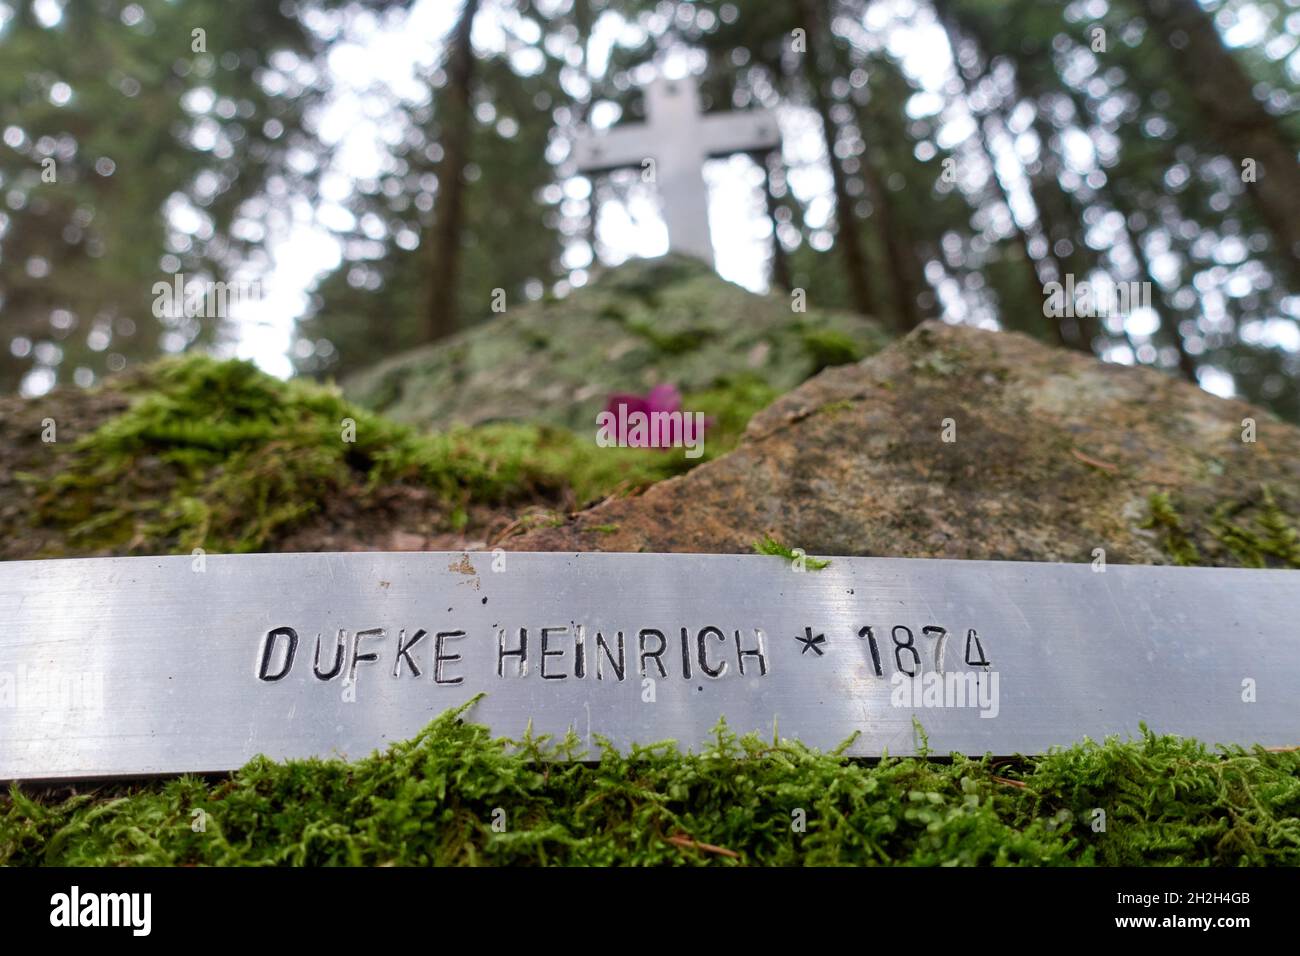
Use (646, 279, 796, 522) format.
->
(1024, 110, 1102, 352)
(1111, 191, 1199, 383)
(759, 150, 793, 292)
(795, 0, 874, 317)
(939, 17, 1056, 339)
(1135, 0, 1300, 276)
(857, 133, 927, 332)
(933, 0, 1092, 350)
(977, 112, 1060, 337)
(427, 0, 481, 343)
(573, 0, 600, 257)
(1051, 78, 1201, 383)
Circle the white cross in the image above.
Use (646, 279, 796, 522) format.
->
(572, 74, 781, 267)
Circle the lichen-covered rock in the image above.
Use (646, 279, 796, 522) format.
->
(343, 255, 888, 430)
(508, 321, 1300, 567)
(5, 268, 1296, 570)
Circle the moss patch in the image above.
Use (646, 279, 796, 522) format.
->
(801, 327, 866, 373)
(1144, 488, 1300, 569)
(3, 700, 1297, 866)
(21, 355, 783, 557)
(1142, 492, 1203, 566)
(624, 318, 717, 355)
(343, 256, 889, 432)
(682, 374, 780, 441)
(754, 534, 831, 570)
(24, 357, 686, 555)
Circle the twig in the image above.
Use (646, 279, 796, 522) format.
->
(667, 833, 740, 859)
(1071, 448, 1119, 473)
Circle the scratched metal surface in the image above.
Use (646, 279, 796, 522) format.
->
(0, 552, 1297, 780)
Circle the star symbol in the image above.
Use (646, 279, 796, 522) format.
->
(795, 627, 827, 657)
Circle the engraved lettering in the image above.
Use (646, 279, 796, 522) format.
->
(392, 628, 428, 678)
(595, 630, 626, 681)
(859, 625, 883, 677)
(735, 628, 768, 676)
(348, 627, 385, 684)
(498, 627, 527, 677)
(922, 625, 948, 672)
(258, 626, 298, 682)
(540, 626, 568, 680)
(697, 626, 728, 678)
(434, 630, 465, 685)
(892, 625, 920, 677)
(574, 624, 586, 679)
(638, 628, 667, 678)
(314, 629, 346, 681)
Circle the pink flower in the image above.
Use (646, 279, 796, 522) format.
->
(602, 384, 710, 450)
(605, 384, 682, 419)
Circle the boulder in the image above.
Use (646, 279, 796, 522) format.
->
(343, 255, 888, 429)
(508, 320, 1300, 567)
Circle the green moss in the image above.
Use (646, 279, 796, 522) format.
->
(590, 524, 620, 535)
(1255, 490, 1300, 564)
(1144, 487, 1300, 569)
(521, 329, 551, 351)
(681, 374, 780, 449)
(801, 327, 865, 373)
(1141, 492, 1202, 566)
(31, 356, 688, 555)
(28, 355, 790, 556)
(362, 366, 408, 412)
(912, 352, 964, 377)
(597, 254, 709, 305)
(1208, 487, 1300, 568)
(906, 329, 975, 379)
(3, 700, 1297, 866)
(817, 399, 856, 417)
(625, 318, 716, 355)
(754, 534, 831, 570)
(394, 422, 687, 507)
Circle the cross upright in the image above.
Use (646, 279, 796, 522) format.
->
(572, 73, 781, 267)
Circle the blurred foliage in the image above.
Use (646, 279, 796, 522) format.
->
(1, 0, 1296, 420)
(293, 0, 578, 379)
(0, 0, 403, 392)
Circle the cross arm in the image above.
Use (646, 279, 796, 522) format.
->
(698, 109, 781, 158)
(572, 122, 656, 174)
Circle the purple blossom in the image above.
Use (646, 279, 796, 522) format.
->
(602, 384, 710, 450)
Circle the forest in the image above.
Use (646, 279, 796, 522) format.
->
(1, 0, 1296, 420)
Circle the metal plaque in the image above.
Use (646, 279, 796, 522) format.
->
(0, 551, 1296, 780)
